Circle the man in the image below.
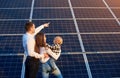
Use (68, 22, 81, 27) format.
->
(22, 22, 49, 78)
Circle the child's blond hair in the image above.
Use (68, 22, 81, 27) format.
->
(53, 36, 63, 45)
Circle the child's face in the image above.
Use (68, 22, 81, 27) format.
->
(53, 37, 63, 44)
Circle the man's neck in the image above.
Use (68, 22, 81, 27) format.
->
(27, 31, 33, 35)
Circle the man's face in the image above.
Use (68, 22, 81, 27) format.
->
(30, 24, 35, 34)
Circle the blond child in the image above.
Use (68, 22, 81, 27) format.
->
(46, 36, 63, 73)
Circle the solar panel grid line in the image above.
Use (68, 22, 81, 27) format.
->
(80, 32, 120, 35)
(68, 0, 92, 78)
(0, 53, 24, 56)
(46, 33, 78, 35)
(0, 33, 78, 36)
(102, 0, 120, 26)
(68, 0, 85, 52)
(0, 18, 74, 21)
(73, 7, 107, 9)
(34, 7, 110, 9)
(0, 7, 116, 9)
(0, 8, 31, 9)
(32, 18, 118, 20)
(43, 6, 72, 8)
(1, 51, 120, 56)
(21, 55, 26, 78)
(32, 18, 74, 20)
(1, 32, 120, 36)
(0, 18, 118, 21)
(76, 18, 116, 20)
(64, 51, 120, 54)
(29, 0, 35, 22)
(110, 7, 120, 9)
(33, 18, 117, 20)
(0, 19, 29, 21)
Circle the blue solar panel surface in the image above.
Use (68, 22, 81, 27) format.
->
(34, 0, 69, 7)
(0, 36, 23, 54)
(0, 0, 120, 78)
(81, 34, 120, 52)
(0, 9, 30, 19)
(33, 9, 72, 19)
(71, 0, 106, 7)
(0, 20, 28, 34)
(87, 53, 120, 78)
(77, 20, 120, 32)
(74, 8, 113, 18)
(0, 0, 32, 8)
(0, 55, 23, 78)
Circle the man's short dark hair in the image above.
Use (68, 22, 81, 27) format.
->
(25, 22, 34, 31)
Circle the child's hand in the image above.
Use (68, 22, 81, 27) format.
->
(44, 53, 49, 58)
(45, 47, 49, 50)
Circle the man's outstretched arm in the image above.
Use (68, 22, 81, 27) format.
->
(34, 22, 50, 35)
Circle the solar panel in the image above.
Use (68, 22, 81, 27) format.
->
(34, 0, 69, 7)
(77, 20, 120, 32)
(37, 54, 88, 78)
(33, 20, 76, 33)
(105, 0, 120, 7)
(0, 0, 120, 78)
(0, 0, 32, 8)
(71, 0, 106, 7)
(87, 53, 120, 78)
(46, 35, 82, 52)
(112, 9, 120, 18)
(81, 34, 120, 52)
(0, 55, 23, 78)
(74, 8, 113, 18)
(33, 9, 72, 19)
(0, 9, 30, 19)
(0, 20, 28, 34)
(0, 36, 23, 54)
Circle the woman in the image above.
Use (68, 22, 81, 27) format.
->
(34, 32, 63, 78)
